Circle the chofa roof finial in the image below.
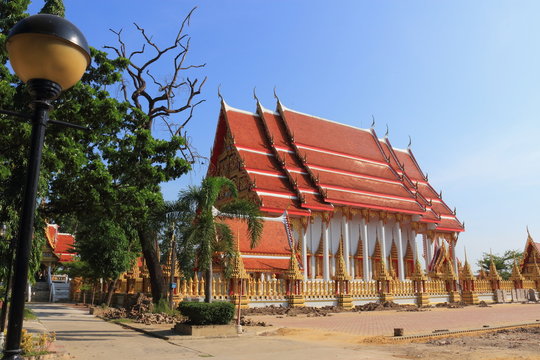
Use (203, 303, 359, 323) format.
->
(385, 124, 389, 137)
(217, 84, 223, 101)
(370, 115, 375, 128)
(253, 86, 259, 102)
(408, 135, 412, 149)
(273, 86, 279, 101)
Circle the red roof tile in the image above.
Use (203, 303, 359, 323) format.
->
(55, 233, 75, 263)
(220, 217, 291, 255)
(242, 258, 290, 272)
(282, 109, 385, 161)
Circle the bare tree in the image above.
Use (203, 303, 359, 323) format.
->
(103, 7, 206, 302)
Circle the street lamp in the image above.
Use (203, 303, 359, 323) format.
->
(2, 14, 89, 360)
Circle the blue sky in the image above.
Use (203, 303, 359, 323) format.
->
(28, 1, 540, 267)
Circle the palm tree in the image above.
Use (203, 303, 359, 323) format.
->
(177, 176, 262, 303)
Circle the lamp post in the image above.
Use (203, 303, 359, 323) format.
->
(2, 14, 89, 360)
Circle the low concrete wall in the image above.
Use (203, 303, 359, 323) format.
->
(428, 295, 450, 304)
(173, 323, 237, 336)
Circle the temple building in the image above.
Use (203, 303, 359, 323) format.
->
(520, 229, 540, 283)
(41, 224, 75, 273)
(208, 98, 464, 282)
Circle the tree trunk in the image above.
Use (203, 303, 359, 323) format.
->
(205, 262, 213, 303)
(169, 226, 176, 309)
(105, 279, 117, 307)
(139, 229, 165, 303)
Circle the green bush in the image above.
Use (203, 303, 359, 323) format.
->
(178, 301, 234, 325)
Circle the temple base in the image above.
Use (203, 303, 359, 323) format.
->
(337, 294, 353, 310)
(230, 295, 249, 309)
(380, 293, 394, 303)
(448, 291, 461, 303)
(287, 294, 305, 308)
(461, 291, 479, 305)
(416, 292, 430, 307)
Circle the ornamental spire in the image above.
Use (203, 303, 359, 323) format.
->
(285, 246, 303, 280)
(333, 233, 351, 281)
(411, 258, 427, 281)
(377, 258, 393, 281)
(231, 226, 248, 279)
(461, 248, 475, 281)
(488, 253, 502, 281)
(442, 258, 457, 281)
(509, 257, 524, 282)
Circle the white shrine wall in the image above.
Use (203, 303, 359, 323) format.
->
(297, 210, 425, 282)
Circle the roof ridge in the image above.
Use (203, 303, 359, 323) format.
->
(280, 103, 372, 134)
(223, 102, 259, 117)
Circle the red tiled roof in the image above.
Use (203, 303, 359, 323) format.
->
(55, 233, 75, 263)
(242, 258, 290, 272)
(282, 109, 384, 161)
(220, 217, 291, 255)
(210, 101, 463, 233)
(45, 224, 76, 263)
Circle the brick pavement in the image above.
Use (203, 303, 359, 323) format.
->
(248, 303, 540, 337)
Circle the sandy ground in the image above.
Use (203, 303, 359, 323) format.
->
(262, 326, 540, 360)
(29, 303, 540, 360)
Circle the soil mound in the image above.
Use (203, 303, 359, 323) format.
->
(99, 294, 183, 324)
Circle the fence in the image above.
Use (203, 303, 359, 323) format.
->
(72, 273, 539, 308)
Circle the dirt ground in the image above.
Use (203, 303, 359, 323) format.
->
(261, 325, 540, 360)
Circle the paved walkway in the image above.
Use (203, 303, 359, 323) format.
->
(25, 302, 540, 360)
(249, 303, 540, 337)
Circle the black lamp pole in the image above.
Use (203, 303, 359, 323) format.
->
(1, 14, 90, 360)
(2, 80, 61, 360)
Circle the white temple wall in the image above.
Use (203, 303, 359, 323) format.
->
(296, 212, 428, 280)
(366, 219, 378, 256)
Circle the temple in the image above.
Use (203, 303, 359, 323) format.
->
(70, 99, 540, 308)
(208, 98, 464, 283)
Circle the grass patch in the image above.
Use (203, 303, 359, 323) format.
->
(153, 299, 180, 316)
(111, 318, 134, 324)
(23, 308, 37, 320)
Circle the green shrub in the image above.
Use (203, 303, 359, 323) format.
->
(178, 301, 234, 325)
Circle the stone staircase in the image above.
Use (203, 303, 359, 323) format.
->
(31, 281, 50, 302)
(51, 282, 70, 302)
